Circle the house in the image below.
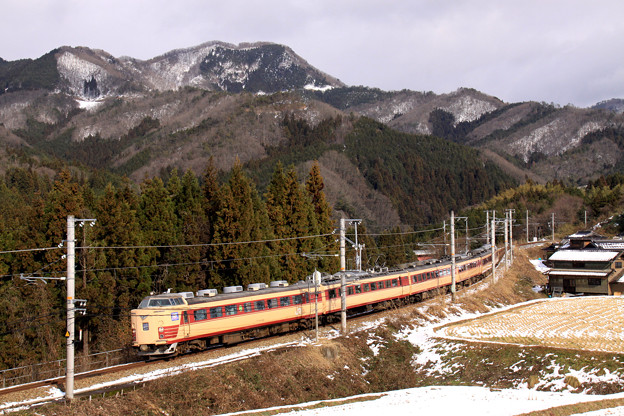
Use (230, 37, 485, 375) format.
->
(546, 231, 624, 296)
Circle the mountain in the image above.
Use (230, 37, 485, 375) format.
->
(1, 41, 343, 98)
(309, 87, 624, 185)
(593, 98, 624, 114)
(1, 40, 623, 226)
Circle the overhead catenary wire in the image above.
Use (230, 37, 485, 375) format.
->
(75, 232, 334, 250)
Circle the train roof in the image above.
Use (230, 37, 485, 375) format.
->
(135, 246, 490, 308)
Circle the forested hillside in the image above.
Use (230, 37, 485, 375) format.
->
(0, 162, 338, 367)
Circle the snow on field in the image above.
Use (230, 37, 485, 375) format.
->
(220, 386, 624, 416)
(439, 297, 624, 353)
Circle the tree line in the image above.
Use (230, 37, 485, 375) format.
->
(0, 160, 337, 368)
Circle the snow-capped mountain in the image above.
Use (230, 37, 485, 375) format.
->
(4, 41, 344, 99)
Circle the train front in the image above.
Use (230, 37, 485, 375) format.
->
(131, 294, 188, 358)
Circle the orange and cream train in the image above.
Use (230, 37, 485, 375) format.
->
(131, 246, 502, 357)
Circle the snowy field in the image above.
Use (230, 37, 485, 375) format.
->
(219, 386, 624, 416)
(440, 297, 624, 352)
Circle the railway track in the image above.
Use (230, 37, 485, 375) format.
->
(0, 256, 510, 412)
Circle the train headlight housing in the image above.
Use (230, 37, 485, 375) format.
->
(158, 326, 164, 333)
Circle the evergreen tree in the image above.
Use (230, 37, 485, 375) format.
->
(139, 177, 178, 293)
(208, 161, 276, 288)
(305, 162, 338, 273)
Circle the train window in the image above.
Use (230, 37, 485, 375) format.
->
(193, 309, 207, 321)
(355, 285, 362, 294)
(148, 298, 173, 307)
(210, 307, 223, 319)
(280, 297, 290, 307)
(294, 294, 303, 304)
(268, 299, 278, 309)
(143, 322, 149, 331)
(328, 289, 337, 299)
(255, 300, 265, 311)
(183, 311, 189, 323)
(347, 286, 354, 296)
(304, 293, 310, 303)
(225, 305, 237, 316)
(370, 282, 377, 291)
(386, 280, 392, 288)
(243, 302, 252, 313)
(392, 279, 398, 287)
(363, 283, 370, 292)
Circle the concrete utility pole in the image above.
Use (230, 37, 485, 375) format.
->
(526, 210, 529, 243)
(313, 270, 320, 342)
(450, 211, 456, 302)
(491, 218, 496, 282)
(505, 209, 515, 264)
(551, 213, 555, 242)
(66, 215, 75, 401)
(340, 218, 346, 272)
(337, 218, 362, 336)
(339, 218, 346, 335)
(485, 210, 490, 245)
(443, 221, 447, 256)
(65, 216, 95, 401)
(504, 212, 509, 270)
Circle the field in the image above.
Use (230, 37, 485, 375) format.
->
(439, 297, 624, 353)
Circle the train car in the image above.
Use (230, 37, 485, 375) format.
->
(131, 246, 503, 358)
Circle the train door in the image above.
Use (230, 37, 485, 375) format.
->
(181, 311, 190, 338)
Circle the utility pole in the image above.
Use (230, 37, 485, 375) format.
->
(526, 210, 529, 243)
(551, 213, 555, 242)
(340, 218, 346, 272)
(504, 212, 509, 270)
(313, 270, 320, 342)
(65, 216, 95, 401)
(450, 211, 456, 302)
(491, 218, 496, 282)
(485, 210, 490, 245)
(338, 218, 361, 336)
(584, 211, 587, 228)
(505, 209, 515, 264)
(443, 221, 447, 256)
(66, 215, 75, 401)
(339, 218, 346, 335)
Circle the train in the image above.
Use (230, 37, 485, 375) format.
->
(131, 246, 503, 358)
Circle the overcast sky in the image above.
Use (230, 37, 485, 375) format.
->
(3, 0, 623, 107)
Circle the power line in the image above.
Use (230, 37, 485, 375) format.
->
(76, 233, 334, 250)
(0, 246, 62, 255)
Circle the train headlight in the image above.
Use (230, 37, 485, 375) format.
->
(158, 326, 164, 333)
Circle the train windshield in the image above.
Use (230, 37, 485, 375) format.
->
(137, 296, 185, 308)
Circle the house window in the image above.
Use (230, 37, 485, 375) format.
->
(588, 278, 602, 286)
(616, 262, 622, 268)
